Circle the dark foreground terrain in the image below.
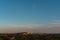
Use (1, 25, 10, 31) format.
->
(0, 32, 60, 40)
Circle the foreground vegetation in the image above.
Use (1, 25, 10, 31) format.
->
(0, 32, 60, 40)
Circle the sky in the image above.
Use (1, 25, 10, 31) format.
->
(0, 0, 60, 33)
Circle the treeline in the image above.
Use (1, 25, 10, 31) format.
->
(0, 33, 60, 40)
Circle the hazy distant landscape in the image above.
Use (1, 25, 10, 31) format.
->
(0, 0, 60, 40)
(0, 32, 60, 40)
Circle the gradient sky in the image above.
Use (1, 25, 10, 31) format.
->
(0, 0, 60, 33)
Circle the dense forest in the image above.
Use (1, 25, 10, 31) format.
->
(0, 32, 60, 40)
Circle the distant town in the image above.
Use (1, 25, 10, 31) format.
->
(0, 32, 60, 40)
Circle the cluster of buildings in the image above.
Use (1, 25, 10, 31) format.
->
(16, 32, 33, 35)
(21, 32, 32, 35)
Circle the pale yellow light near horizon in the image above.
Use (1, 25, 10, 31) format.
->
(0, 22, 60, 33)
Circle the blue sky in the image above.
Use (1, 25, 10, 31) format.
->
(0, 0, 60, 33)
